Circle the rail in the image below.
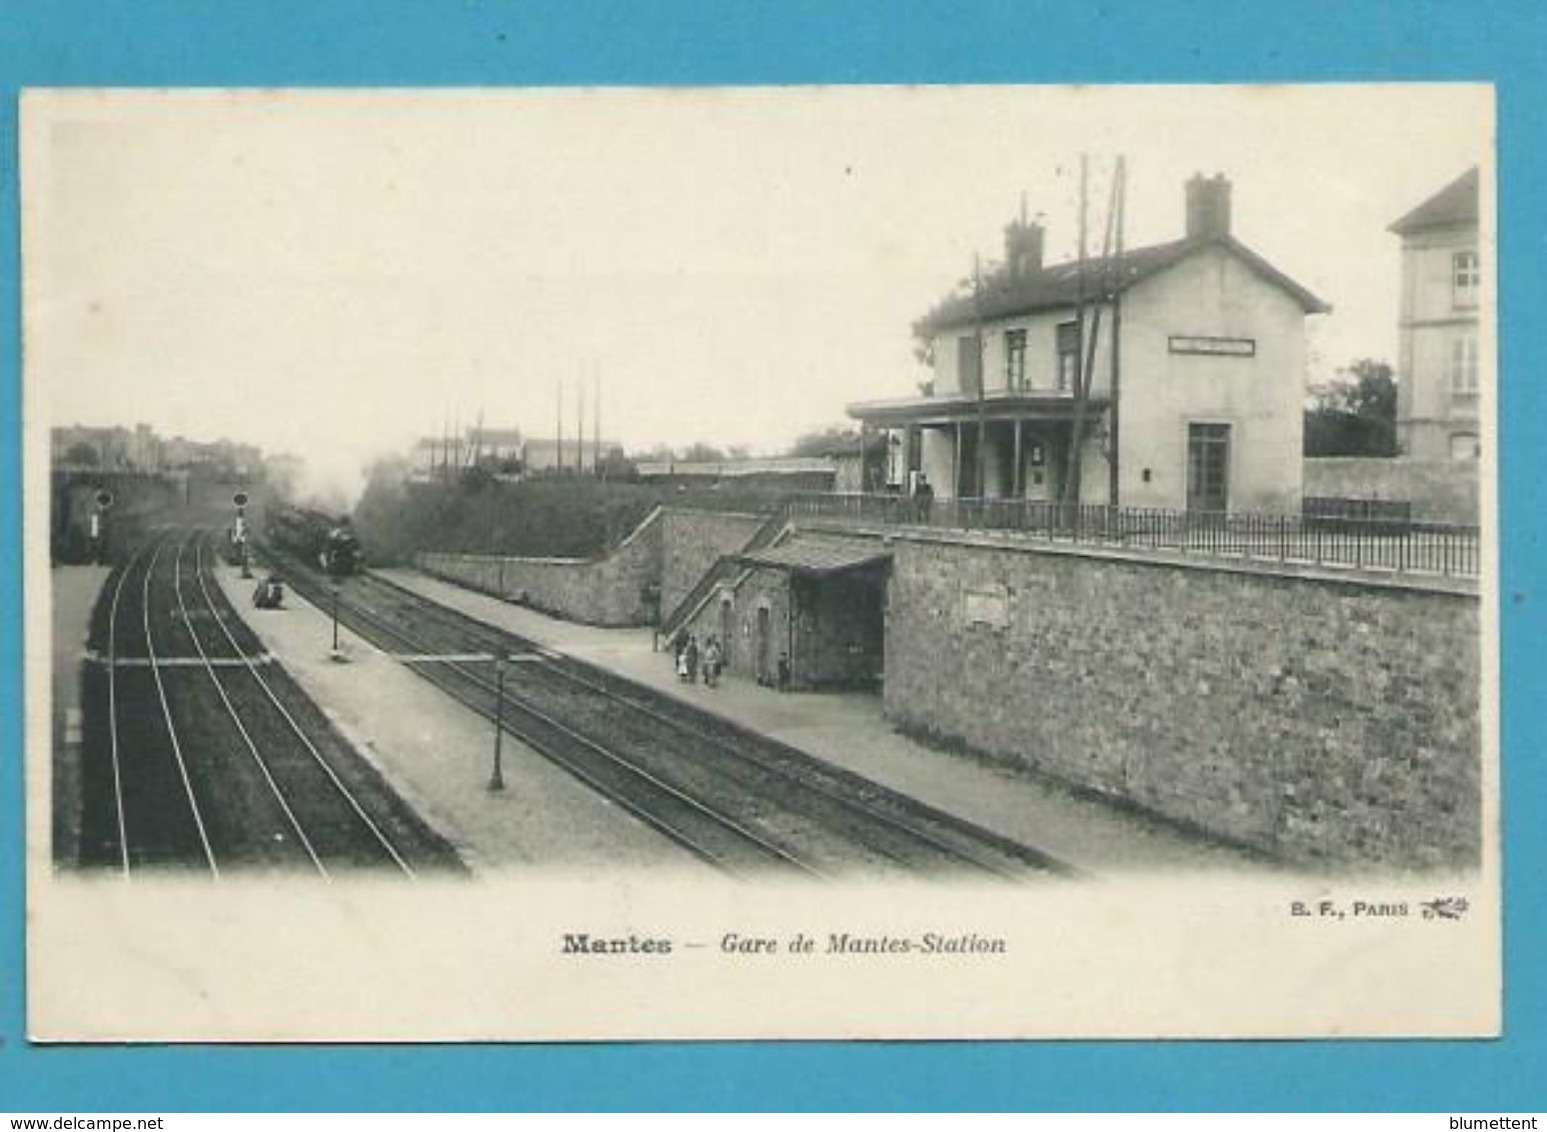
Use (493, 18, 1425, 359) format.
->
(784, 493, 1480, 579)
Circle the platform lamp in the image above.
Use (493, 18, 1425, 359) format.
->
(489, 647, 509, 792)
(328, 581, 347, 663)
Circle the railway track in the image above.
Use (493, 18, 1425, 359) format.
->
(263, 541, 1078, 881)
(78, 525, 461, 877)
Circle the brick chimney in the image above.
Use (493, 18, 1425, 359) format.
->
(1185, 173, 1232, 239)
(1003, 216, 1045, 279)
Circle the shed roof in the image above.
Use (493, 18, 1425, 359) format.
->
(735, 535, 891, 576)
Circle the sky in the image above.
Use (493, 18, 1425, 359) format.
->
(24, 85, 1490, 503)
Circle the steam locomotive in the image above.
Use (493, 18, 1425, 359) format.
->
(266, 504, 363, 577)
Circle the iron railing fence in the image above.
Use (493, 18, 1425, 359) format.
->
(784, 493, 1480, 579)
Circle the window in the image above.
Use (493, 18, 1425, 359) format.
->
(1448, 334, 1479, 397)
(1055, 321, 1081, 392)
(1453, 250, 1480, 309)
(1449, 433, 1481, 461)
(957, 335, 982, 397)
(1004, 329, 1027, 390)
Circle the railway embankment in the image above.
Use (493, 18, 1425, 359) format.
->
(406, 498, 1479, 872)
(417, 506, 772, 628)
(372, 568, 1268, 876)
(353, 475, 784, 567)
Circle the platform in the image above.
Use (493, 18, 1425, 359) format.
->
(211, 563, 714, 877)
(49, 565, 112, 867)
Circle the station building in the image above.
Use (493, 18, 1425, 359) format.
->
(848, 174, 1329, 514)
(685, 533, 890, 691)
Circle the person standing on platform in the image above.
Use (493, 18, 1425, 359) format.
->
(684, 634, 700, 685)
(703, 636, 723, 688)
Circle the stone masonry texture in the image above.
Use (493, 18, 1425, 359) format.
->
(883, 537, 1480, 869)
(418, 508, 664, 627)
(1304, 456, 1479, 525)
(417, 507, 773, 629)
(658, 509, 768, 620)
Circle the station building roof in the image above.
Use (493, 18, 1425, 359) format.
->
(914, 233, 1329, 337)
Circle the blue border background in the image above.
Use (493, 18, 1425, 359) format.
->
(3, 1, 1542, 1112)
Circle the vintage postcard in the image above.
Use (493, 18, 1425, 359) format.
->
(22, 84, 1498, 1041)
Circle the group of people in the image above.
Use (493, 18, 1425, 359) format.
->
(252, 573, 285, 610)
(674, 633, 724, 688)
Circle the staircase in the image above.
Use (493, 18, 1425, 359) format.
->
(658, 508, 790, 642)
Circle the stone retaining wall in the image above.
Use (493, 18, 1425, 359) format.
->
(1305, 456, 1479, 525)
(417, 507, 664, 627)
(883, 536, 1481, 869)
(416, 506, 779, 629)
(658, 508, 769, 618)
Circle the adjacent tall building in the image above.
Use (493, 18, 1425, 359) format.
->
(1389, 167, 1482, 462)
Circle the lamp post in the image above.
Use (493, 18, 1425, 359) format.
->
(489, 648, 508, 792)
(330, 582, 341, 654)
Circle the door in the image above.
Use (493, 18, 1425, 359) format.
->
(1186, 423, 1230, 514)
(755, 606, 772, 685)
(719, 597, 735, 671)
(1021, 431, 1053, 504)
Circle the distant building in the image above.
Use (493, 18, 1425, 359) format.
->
(848, 173, 1330, 513)
(634, 456, 836, 491)
(522, 437, 623, 474)
(1390, 167, 1482, 462)
(408, 437, 443, 480)
(470, 427, 523, 467)
(52, 425, 128, 469)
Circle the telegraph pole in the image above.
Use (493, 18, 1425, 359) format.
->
(1108, 156, 1127, 508)
(1061, 155, 1091, 511)
(577, 374, 586, 475)
(973, 253, 987, 500)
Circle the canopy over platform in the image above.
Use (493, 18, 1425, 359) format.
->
(846, 390, 1110, 428)
(734, 536, 892, 577)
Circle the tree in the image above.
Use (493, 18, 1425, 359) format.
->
(597, 448, 638, 481)
(63, 442, 99, 466)
(1305, 359, 1398, 457)
(679, 442, 727, 463)
(789, 426, 887, 459)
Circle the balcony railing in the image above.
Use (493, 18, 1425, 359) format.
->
(784, 493, 1480, 580)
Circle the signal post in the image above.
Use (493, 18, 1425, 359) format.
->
(90, 489, 113, 564)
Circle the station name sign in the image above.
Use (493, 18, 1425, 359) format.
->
(1168, 335, 1256, 357)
